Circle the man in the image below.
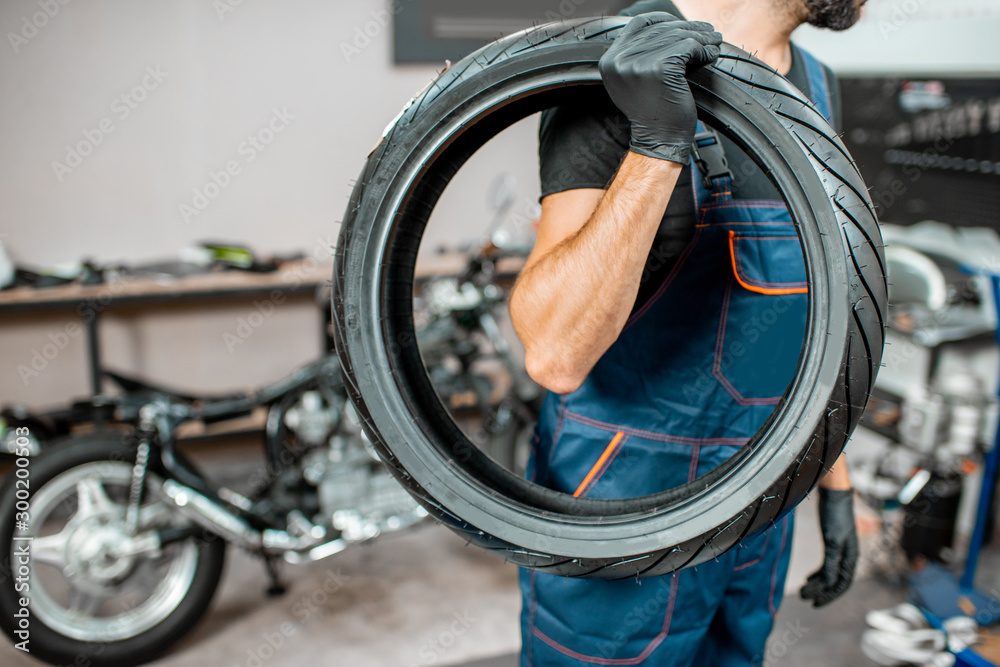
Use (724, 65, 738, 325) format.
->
(508, 0, 865, 664)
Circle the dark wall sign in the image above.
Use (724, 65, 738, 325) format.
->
(840, 77, 1000, 229)
(393, 0, 630, 64)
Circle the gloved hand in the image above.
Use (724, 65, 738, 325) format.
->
(801, 488, 859, 607)
(598, 12, 722, 164)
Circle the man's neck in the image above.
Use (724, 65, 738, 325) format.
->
(671, 0, 805, 74)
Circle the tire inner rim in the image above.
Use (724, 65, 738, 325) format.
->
(378, 78, 824, 516)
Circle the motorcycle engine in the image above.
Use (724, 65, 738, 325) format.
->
(899, 368, 985, 465)
(286, 392, 422, 541)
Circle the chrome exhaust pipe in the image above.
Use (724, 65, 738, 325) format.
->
(158, 479, 264, 549)
(157, 480, 340, 556)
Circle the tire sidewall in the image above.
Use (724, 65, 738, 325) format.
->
(334, 19, 877, 571)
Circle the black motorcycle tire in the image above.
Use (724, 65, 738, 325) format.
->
(332, 17, 885, 579)
(0, 434, 226, 666)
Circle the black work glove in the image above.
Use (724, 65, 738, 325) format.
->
(598, 12, 722, 164)
(801, 488, 859, 607)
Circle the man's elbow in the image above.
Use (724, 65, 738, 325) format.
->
(524, 348, 586, 395)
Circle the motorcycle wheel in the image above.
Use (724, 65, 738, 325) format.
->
(479, 399, 537, 479)
(332, 17, 885, 578)
(0, 433, 226, 666)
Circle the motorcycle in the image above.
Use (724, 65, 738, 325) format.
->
(0, 241, 540, 665)
(0, 355, 427, 666)
(413, 170, 542, 477)
(415, 237, 541, 477)
(0, 167, 541, 664)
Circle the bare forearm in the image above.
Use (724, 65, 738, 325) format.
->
(511, 152, 681, 393)
(819, 454, 852, 490)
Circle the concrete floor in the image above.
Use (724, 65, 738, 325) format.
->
(0, 433, 942, 667)
(10, 516, 886, 667)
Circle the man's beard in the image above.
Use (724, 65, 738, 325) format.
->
(802, 0, 863, 30)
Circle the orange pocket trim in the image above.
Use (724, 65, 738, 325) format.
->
(728, 231, 809, 296)
(573, 431, 625, 498)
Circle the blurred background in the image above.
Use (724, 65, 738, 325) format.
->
(1, 1, 999, 666)
(3, 0, 998, 407)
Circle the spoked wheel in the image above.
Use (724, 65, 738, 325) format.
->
(0, 435, 225, 666)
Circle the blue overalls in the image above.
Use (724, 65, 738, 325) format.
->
(519, 46, 834, 667)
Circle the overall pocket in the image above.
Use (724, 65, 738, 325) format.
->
(546, 412, 713, 499)
(714, 231, 808, 405)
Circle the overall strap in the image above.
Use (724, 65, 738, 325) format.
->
(792, 43, 834, 123)
(690, 121, 733, 211)
(691, 45, 833, 208)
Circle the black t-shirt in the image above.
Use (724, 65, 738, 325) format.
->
(538, 0, 841, 313)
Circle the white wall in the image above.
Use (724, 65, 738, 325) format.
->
(0, 0, 446, 266)
(0, 0, 547, 409)
(0, 0, 460, 408)
(793, 0, 1000, 75)
(1, 0, 995, 410)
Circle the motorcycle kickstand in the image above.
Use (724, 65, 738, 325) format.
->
(262, 554, 288, 597)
